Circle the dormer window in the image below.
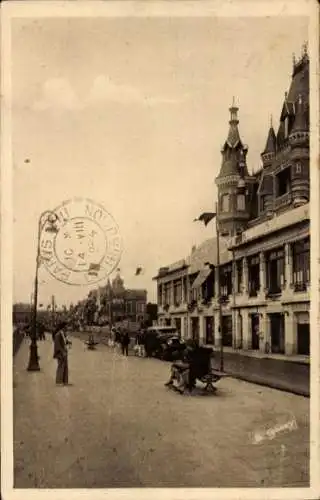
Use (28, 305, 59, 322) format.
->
(284, 116, 289, 138)
(260, 195, 266, 213)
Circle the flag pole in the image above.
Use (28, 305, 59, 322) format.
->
(215, 201, 224, 372)
(185, 260, 189, 340)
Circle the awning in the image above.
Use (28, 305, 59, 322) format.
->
(191, 268, 212, 289)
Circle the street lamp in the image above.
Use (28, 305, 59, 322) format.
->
(27, 210, 59, 371)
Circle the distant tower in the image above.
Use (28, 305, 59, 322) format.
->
(215, 100, 252, 237)
(112, 270, 125, 294)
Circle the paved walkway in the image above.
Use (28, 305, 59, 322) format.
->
(79, 332, 309, 397)
(13, 336, 309, 488)
(218, 351, 309, 397)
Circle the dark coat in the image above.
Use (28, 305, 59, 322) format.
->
(121, 332, 130, 346)
(53, 331, 68, 360)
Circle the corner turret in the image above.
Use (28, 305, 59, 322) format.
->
(215, 100, 253, 237)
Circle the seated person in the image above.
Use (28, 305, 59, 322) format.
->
(165, 339, 199, 393)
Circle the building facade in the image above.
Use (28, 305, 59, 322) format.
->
(154, 46, 310, 357)
(80, 271, 147, 328)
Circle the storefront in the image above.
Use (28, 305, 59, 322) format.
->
(269, 313, 285, 354)
(222, 315, 232, 347)
(174, 317, 182, 337)
(251, 313, 260, 350)
(205, 316, 214, 345)
(191, 317, 200, 342)
(296, 312, 309, 355)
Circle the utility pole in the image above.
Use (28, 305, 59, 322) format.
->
(51, 295, 56, 330)
(215, 202, 224, 372)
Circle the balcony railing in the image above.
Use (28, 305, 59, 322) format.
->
(293, 282, 307, 292)
(266, 287, 282, 299)
(219, 295, 229, 304)
(274, 192, 292, 210)
(188, 300, 197, 312)
(202, 296, 213, 306)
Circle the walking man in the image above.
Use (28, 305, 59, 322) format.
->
(121, 330, 130, 356)
(53, 322, 71, 385)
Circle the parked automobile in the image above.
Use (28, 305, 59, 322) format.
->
(160, 336, 186, 361)
(144, 326, 178, 357)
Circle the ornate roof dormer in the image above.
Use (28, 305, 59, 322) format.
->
(291, 94, 308, 133)
(217, 99, 249, 180)
(277, 44, 309, 151)
(261, 116, 277, 168)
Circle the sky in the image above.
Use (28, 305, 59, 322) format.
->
(11, 14, 308, 307)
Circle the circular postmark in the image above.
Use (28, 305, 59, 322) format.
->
(39, 198, 122, 285)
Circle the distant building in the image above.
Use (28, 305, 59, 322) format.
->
(91, 271, 147, 328)
(154, 45, 310, 357)
(13, 303, 32, 324)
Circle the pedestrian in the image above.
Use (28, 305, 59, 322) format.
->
(121, 330, 130, 356)
(38, 321, 46, 341)
(137, 330, 146, 357)
(53, 321, 71, 386)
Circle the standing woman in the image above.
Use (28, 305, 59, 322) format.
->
(53, 322, 71, 385)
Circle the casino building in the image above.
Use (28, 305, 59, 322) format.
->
(153, 45, 310, 357)
(86, 271, 147, 328)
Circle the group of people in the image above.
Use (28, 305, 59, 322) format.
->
(110, 327, 131, 356)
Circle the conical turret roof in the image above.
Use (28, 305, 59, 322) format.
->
(262, 120, 277, 155)
(217, 100, 248, 179)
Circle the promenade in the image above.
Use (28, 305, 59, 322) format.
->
(13, 335, 309, 488)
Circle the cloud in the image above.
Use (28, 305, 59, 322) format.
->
(87, 75, 181, 106)
(33, 75, 182, 112)
(33, 78, 81, 111)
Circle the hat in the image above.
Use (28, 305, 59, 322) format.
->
(55, 321, 68, 334)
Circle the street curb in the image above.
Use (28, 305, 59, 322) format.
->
(226, 371, 310, 398)
(211, 348, 309, 366)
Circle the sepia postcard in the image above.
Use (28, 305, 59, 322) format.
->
(1, 1, 319, 499)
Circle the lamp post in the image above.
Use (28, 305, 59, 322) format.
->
(185, 260, 190, 340)
(27, 210, 59, 371)
(194, 203, 224, 371)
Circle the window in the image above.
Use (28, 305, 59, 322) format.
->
(158, 284, 163, 306)
(237, 194, 245, 211)
(221, 194, 230, 212)
(266, 248, 285, 295)
(173, 280, 182, 305)
(260, 195, 266, 213)
(295, 162, 302, 174)
(292, 239, 310, 290)
(236, 260, 243, 293)
(183, 277, 188, 302)
(220, 264, 232, 296)
(164, 283, 171, 305)
(276, 167, 291, 197)
(202, 271, 215, 301)
(248, 255, 260, 297)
